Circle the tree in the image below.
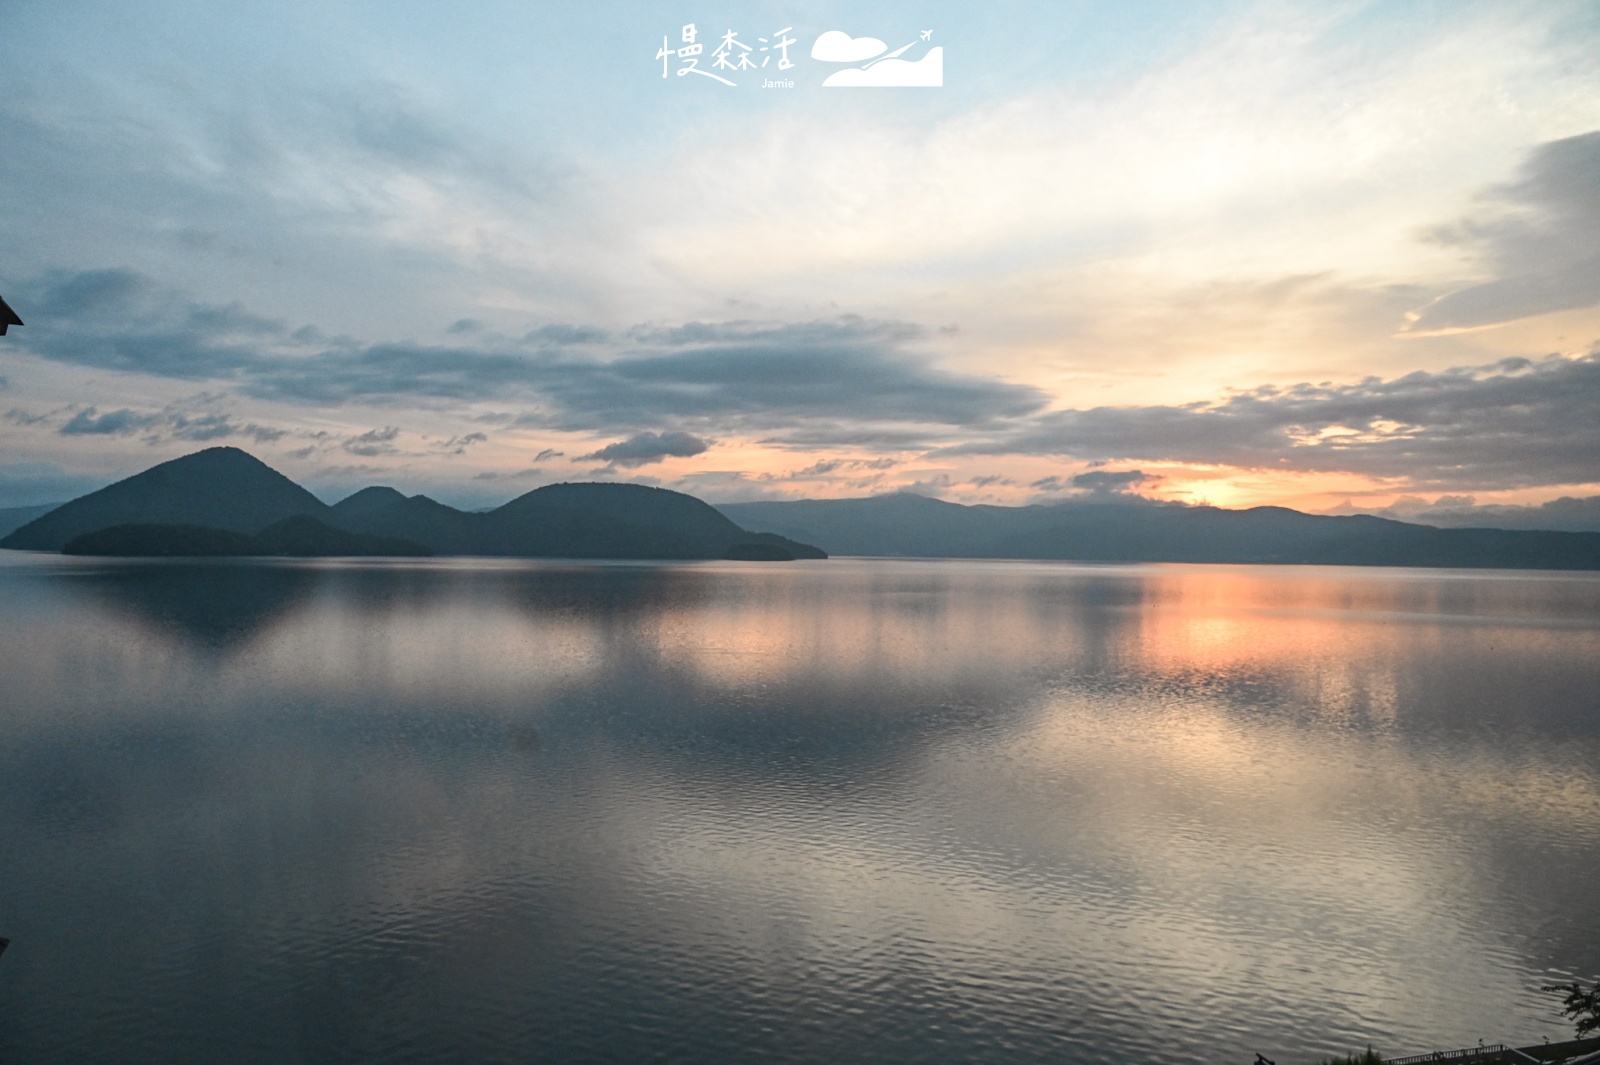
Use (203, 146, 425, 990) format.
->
(1317, 1048, 1381, 1065)
(1543, 979, 1600, 1037)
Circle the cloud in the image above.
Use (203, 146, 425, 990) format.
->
(673, 470, 794, 505)
(954, 352, 1600, 491)
(0, 71, 584, 372)
(14, 261, 1600, 496)
(514, 319, 1039, 436)
(900, 474, 954, 497)
(809, 31, 886, 63)
(1027, 470, 1166, 505)
(438, 431, 488, 455)
(1407, 130, 1600, 333)
(30, 399, 286, 443)
(779, 457, 899, 480)
(38, 267, 150, 318)
(1071, 469, 1156, 495)
(473, 467, 546, 482)
(580, 431, 709, 468)
(11, 268, 284, 382)
(343, 426, 402, 456)
(166, 413, 237, 441)
(166, 412, 286, 443)
(532, 448, 564, 462)
(525, 324, 608, 346)
(59, 407, 162, 435)
(822, 48, 943, 89)
(307, 464, 388, 480)
(11, 275, 1047, 444)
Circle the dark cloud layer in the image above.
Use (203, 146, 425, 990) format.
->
(342, 426, 402, 456)
(1410, 130, 1600, 332)
(1071, 469, 1154, 494)
(581, 431, 710, 468)
(60, 407, 162, 435)
(1027, 469, 1159, 500)
(956, 352, 1600, 490)
(11, 272, 1047, 446)
(39, 398, 287, 445)
(12, 238, 1600, 494)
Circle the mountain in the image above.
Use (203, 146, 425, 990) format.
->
(4, 447, 825, 561)
(328, 486, 410, 523)
(331, 490, 485, 554)
(1327, 494, 1600, 533)
(2, 447, 328, 551)
(11, 447, 1596, 568)
(61, 515, 432, 558)
(331, 480, 826, 560)
(0, 503, 62, 539)
(718, 495, 1600, 570)
(718, 494, 1063, 557)
(251, 515, 432, 556)
(62, 523, 256, 557)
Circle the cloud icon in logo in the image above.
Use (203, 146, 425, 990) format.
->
(810, 30, 888, 63)
(822, 47, 943, 88)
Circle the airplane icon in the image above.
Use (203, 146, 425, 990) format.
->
(920, 30, 932, 41)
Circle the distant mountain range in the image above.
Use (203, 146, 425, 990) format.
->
(5, 447, 1599, 569)
(0, 448, 825, 561)
(717, 494, 1600, 570)
(1324, 494, 1600, 533)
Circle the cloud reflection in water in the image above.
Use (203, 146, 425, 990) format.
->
(0, 556, 1597, 1064)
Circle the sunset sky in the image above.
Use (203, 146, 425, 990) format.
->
(3, 0, 1598, 513)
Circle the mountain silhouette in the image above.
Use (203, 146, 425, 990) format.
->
(330, 490, 484, 554)
(327, 485, 410, 523)
(61, 515, 432, 557)
(3, 447, 825, 560)
(719, 494, 1025, 557)
(331, 480, 826, 560)
(0, 503, 62, 539)
(9, 448, 1598, 567)
(62, 523, 256, 556)
(2, 447, 327, 551)
(718, 494, 1600, 570)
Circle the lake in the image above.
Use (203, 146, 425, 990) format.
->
(0, 553, 1597, 1064)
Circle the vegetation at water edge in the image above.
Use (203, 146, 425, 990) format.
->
(1319, 1049, 1383, 1065)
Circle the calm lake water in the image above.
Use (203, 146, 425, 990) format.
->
(0, 553, 1597, 1064)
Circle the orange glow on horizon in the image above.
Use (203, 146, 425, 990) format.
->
(460, 430, 1600, 516)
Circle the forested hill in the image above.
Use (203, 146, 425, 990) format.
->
(717, 494, 1600, 570)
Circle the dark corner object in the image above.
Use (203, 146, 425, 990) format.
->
(0, 293, 21, 335)
(0, 935, 9, 959)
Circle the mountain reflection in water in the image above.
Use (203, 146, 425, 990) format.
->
(1, 554, 1597, 1065)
